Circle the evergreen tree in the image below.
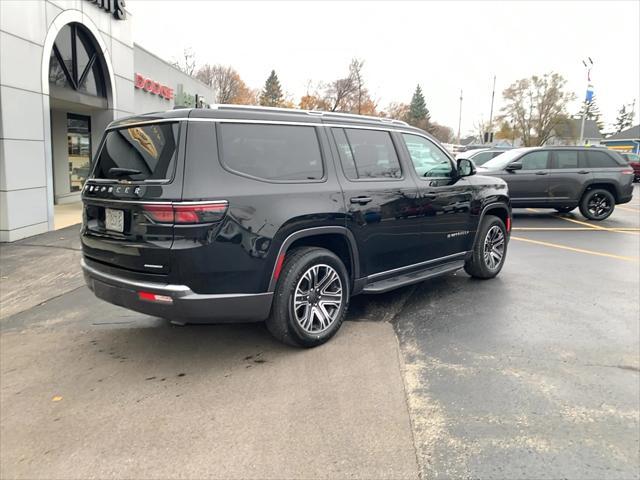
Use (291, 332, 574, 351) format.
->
(407, 85, 430, 127)
(613, 102, 635, 133)
(259, 70, 284, 107)
(577, 95, 604, 131)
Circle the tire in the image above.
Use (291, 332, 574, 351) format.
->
(464, 215, 508, 279)
(266, 247, 349, 348)
(579, 189, 615, 221)
(555, 206, 575, 214)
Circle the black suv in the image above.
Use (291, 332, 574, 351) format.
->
(81, 106, 511, 347)
(476, 147, 634, 220)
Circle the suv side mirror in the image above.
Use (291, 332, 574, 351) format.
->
(457, 158, 476, 177)
(505, 161, 523, 171)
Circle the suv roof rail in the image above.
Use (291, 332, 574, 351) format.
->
(208, 104, 409, 127)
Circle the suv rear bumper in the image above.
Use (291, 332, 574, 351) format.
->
(82, 259, 273, 323)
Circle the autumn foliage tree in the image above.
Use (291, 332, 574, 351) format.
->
(313, 58, 378, 114)
(499, 72, 575, 146)
(383, 102, 410, 121)
(196, 64, 257, 105)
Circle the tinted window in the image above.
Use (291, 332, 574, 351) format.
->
(403, 134, 453, 177)
(331, 128, 357, 179)
(219, 124, 323, 181)
(554, 151, 579, 169)
(519, 151, 549, 170)
(93, 123, 178, 181)
(470, 151, 494, 165)
(586, 151, 617, 168)
(334, 128, 401, 179)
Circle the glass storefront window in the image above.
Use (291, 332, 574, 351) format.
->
(67, 114, 91, 192)
(48, 23, 106, 97)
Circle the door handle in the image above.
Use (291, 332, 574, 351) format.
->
(350, 196, 372, 205)
(578, 170, 590, 174)
(421, 194, 437, 200)
(535, 171, 548, 175)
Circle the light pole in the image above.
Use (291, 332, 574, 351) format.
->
(487, 75, 496, 144)
(457, 89, 463, 145)
(579, 57, 594, 145)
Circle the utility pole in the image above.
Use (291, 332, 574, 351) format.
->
(579, 57, 594, 145)
(457, 89, 463, 145)
(487, 75, 496, 144)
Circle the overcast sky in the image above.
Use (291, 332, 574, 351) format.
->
(128, 0, 639, 135)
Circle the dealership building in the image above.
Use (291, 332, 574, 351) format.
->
(0, 0, 214, 241)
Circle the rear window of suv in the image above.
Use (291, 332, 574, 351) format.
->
(585, 151, 618, 168)
(93, 122, 178, 182)
(219, 123, 323, 182)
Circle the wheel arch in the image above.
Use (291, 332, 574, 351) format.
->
(267, 227, 360, 292)
(472, 201, 511, 247)
(580, 182, 619, 202)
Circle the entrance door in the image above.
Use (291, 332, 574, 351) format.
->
(67, 114, 91, 193)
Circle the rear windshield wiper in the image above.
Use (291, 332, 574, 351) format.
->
(108, 167, 142, 177)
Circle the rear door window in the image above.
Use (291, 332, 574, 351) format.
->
(333, 128, 402, 180)
(219, 123, 323, 181)
(93, 123, 179, 182)
(586, 151, 618, 168)
(519, 151, 549, 170)
(553, 151, 579, 169)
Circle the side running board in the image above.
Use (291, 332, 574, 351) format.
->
(362, 260, 465, 294)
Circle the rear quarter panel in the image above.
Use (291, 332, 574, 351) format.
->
(179, 122, 346, 295)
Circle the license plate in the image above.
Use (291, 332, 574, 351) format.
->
(105, 208, 124, 232)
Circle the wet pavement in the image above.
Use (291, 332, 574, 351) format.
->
(379, 188, 640, 479)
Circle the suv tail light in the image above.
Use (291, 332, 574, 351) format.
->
(621, 169, 634, 175)
(143, 202, 228, 224)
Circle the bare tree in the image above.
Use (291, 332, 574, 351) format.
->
(349, 58, 365, 114)
(429, 122, 455, 144)
(383, 102, 409, 122)
(325, 77, 357, 112)
(171, 47, 197, 76)
(473, 119, 495, 143)
(322, 58, 377, 114)
(196, 64, 256, 104)
(500, 73, 575, 146)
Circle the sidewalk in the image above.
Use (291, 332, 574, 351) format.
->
(0, 224, 83, 321)
(0, 226, 419, 479)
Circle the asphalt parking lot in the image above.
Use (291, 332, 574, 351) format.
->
(1, 185, 639, 479)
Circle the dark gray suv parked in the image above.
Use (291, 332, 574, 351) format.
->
(477, 147, 634, 220)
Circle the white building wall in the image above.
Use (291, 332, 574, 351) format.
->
(0, 0, 134, 241)
(0, 1, 49, 241)
(0, 1, 215, 242)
